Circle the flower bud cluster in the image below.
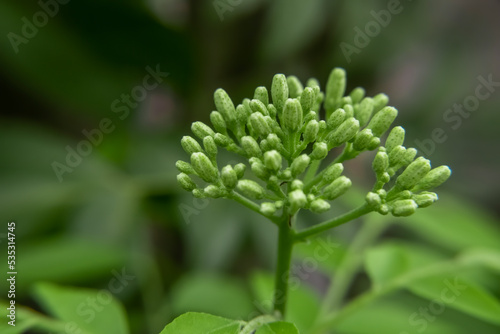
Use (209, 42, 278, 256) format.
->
(367, 126, 451, 217)
(176, 67, 450, 219)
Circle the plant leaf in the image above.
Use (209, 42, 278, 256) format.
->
(255, 321, 300, 333)
(159, 312, 244, 334)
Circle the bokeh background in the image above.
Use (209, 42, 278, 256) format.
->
(1, 0, 499, 333)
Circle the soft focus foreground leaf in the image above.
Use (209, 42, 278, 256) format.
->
(159, 312, 244, 334)
(255, 321, 299, 333)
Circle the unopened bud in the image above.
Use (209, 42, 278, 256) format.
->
(355, 97, 374, 126)
(325, 68, 346, 112)
(190, 152, 219, 183)
(237, 179, 266, 199)
(282, 99, 303, 131)
(234, 163, 246, 179)
(310, 142, 328, 160)
(289, 189, 307, 213)
(241, 136, 262, 158)
(310, 198, 331, 213)
(412, 192, 438, 208)
(250, 99, 269, 116)
(260, 202, 277, 215)
(391, 199, 418, 217)
(177, 173, 197, 191)
(176, 160, 196, 174)
(388, 145, 407, 166)
(191, 121, 215, 140)
(287, 75, 304, 98)
(365, 192, 382, 209)
(323, 176, 352, 200)
(214, 88, 236, 126)
(373, 93, 389, 112)
(251, 161, 270, 180)
(291, 180, 304, 190)
(271, 74, 289, 113)
(396, 157, 431, 190)
(367, 106, 398, 137)
(263, 150, 282, 172)
(412, 166, 451, 192)
(254, 86, 269, 105)
(236, 104, 250, 126)
(300, 87, 315, 113)
(327, 117, 360, 147)
(181, 136, 203, 155)
(204, 185, 224, 198)
(323, 163, 344, 183)
(349, 87, 365, 104)
(353, 128, 374, 151)
(267, 104, 277, 119)
(214, 133, 232, 147)
(192, 188, 206, 198)
(304, 120, 319, 143)
(372, 150, 389, 175)
(385, 126, 405, 153)
(249, 112, 272, 138)
(210, 111, 227, 134)
(221, 165, 238, 189)
(327, 108, 346, 130)
(203, 136, 218, 159)
(291, 154, 311, 177)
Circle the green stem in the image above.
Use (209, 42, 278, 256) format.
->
(273, 214, 295, 317)
(303, 149, 350, 192)
(303, 159, 321, 184)
(294, 204, 372, 242)
(229, 191, 279, 225)
(317, 218, 389, 318)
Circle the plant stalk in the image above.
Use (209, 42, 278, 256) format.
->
(273, 214, 295, 317)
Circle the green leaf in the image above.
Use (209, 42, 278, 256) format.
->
(255, 321, 299, 333)
(170, 273, 254, 320)
(365, 243, 408, 288)
(33, 282, 129, 334)
(402, 194, 500, 252)
(159, 312, 244, 334)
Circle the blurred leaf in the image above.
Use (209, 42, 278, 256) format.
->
(0, 237, 128, 293)
(365, 243, 408, 288)
(33, 282, 129, 334)
(401, 194, 500, 252)
(255, 321, 299, 333)
(261, 0, 327, 61)
(159, 312, 244, 334)
(250, 271, 319, 333)
(170, 273, 254, 320)
(294, 236, 345, 276)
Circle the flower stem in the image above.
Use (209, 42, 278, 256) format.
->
(273, 214, 295, 317)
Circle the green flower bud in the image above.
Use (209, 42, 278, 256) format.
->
(306, 77, 320, 88)
(291, 179, 304, 190)
(327, 117, 360, 147)
(353, 128, 374, 151)
(367, 106, 398, 137)
(412, 192, 438, 208)
(250, 99, 269, 116)
(388, 145, 407, 166)
(310, 142, 328, 160)
(181, 136, 203, 155)
(349, 87, 365, 104)
(401, 148, 417, 167)
(221, 165, 238, 189)
(365, 192, 382, 209)
(380, 172, 391, 184)
(412, 166, 451, 192)
(177, 173, 197, 191)
(204, 185, 224, 198)
(378, 204, 390, 215)
(368, 137, 381, 151)
(190, 152, 219, 183)
(254, 86, 269, 105)
(355, 97, 375, 127)
(278, 169, 292, 180)
(237, 179, 266, 199)
(192, 188, 206, 198)
(398, 190, 412, 199)
(396, 157, 431, 190)
(234, 163, 246, 179)
(214, 88, 236, 127)
(310, 198, 331, 213)
(341, 96, 353, 107)
(323, 163, 344, 183)
(300, 87, 315, 113)
(191, 121, 215, 139)
(251, 161, 270, 180)
(210, 111, 227, 134)
(282, 99, 303, 132)
(289, 189, 307, 213)
(327, 108, 346, 130)
(313, 86, 324, 112)
(318, 120, 327, 137)
(291, 154, 311, 177)
(214, 133, 232, 147)
(260, 202, 277, 215)
(287, 75, 304, 98)
(249, 112, 272, 138)
(304, 120, 319, 143)
(373, 93, 389, 112)
(325, 68, 346, 112)
(385, 126, 405, 154)
(372, 150, 389, 175)
(391, 199, 418, 217)
(271, 74, 289, 114)
(176, 160, 196, 174)
(266, 134, 282, 151)
(203, 136, 218, 159)
(236, 104, 250, 126)
(241, 136, 262, 158)
(267, 104, 277, 119)
(343, 104, 354, 118)
(323, 176, 352, 200)
(263, 150, 282, 172)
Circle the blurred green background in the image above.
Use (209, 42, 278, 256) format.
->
(1, 0, 499, 333)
